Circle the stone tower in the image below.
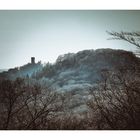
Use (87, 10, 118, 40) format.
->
(31, 57, 35, 64)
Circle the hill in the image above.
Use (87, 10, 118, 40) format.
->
(0, 69, 8, 73)
(0, 48, 140, 129)
(33, 49, 140, 93)
(0, 49, 139, 93)
(0, 49, 140, 93)
(0, 62, 43, 80)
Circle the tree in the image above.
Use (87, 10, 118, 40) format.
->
(107, 31, 140, 74)
(0, 78, 64, 130)
(0, 78, 26, 129)
(107, 31, 140, 56)
(107, 31, 140, 49)
(87, 68, 140, 129)
(86, 31, 140, 129)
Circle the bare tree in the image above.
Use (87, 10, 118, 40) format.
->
(87, 68, 140, 129)
(87, 31, 140, 129)
(107, 30, 140, 74)
(107, 31, 140, 58)
(107, 31, 140, 48)
(0, 78, 27, 129)
(0, 78, 65, 130)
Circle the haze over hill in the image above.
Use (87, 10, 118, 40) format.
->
(0, 69, 8, 73)
(0, 48, 140, 129)
(1, 48, 139, 94)
(39, 49, 139, 93)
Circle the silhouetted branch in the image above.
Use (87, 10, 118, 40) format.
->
(107, 31, 140, 48)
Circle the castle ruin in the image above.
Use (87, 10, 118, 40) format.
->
(31, 57, 35, 64)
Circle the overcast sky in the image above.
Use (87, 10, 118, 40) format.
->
(0, 10, 140, 69)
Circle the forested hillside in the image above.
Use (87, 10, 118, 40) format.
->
(0, 49, 140, 130)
